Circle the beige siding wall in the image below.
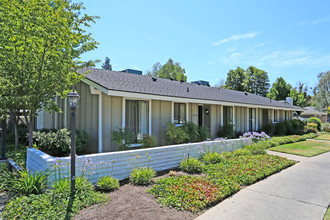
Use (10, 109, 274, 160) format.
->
(190, 103, 198, 124)
(151, 100, 171, 146)
(235, 106, 248, 133)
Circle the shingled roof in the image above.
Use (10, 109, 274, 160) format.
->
(79, 68, 303, 110)
(300, 107, 327, 115)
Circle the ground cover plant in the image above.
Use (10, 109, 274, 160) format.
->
(315, 133, 330, 141)
(150, 154, 295, 213)
(324, 206, 330, 220)
(269, 140, 330, 157)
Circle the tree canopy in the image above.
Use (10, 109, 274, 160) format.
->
(224, 66, 270, 96)
(313, 71, 330, 111)
(146, 58, 187, 81)
(102, 57, 112, 70)
(0, 0, 99, 147)
(267, 77, 292, 101)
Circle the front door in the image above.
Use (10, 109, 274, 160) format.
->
(198, 105, 203, 127)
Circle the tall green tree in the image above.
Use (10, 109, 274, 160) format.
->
(313, 71, 330, 111)
(0, 0, 99, 148)
(225, 67, 245, 91)
(243, 66, 270, 96)
(102, 57, 112, 70)
(146, 58, 187, 81)
(267, 77, 292, 100)
(289, 88, 306, 107)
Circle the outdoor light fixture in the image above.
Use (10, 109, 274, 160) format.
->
(205, 109, 209, 115)
(68, 88, 80, 193)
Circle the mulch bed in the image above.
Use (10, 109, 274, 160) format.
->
(73, 171, 202, 220)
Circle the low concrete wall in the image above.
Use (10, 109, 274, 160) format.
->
(27, 138, 244, 183)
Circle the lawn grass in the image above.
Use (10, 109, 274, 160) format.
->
(269, 140, 330, 157)
(324, 206, 330, 220)
(315, 133, 330, 141)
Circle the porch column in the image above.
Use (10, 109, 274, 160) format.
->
(220, 105, 223, 126)
(232, 106, 236, 129)
(256, 108, 259, 131)
(246, 107, 249, 132)
(98, 93, 102, 153)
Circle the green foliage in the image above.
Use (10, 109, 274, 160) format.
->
(129, 167, 156, 185)
(183, 122, 200, 143)
(111, 128, 135, 151)
(197, 126, 211, 142)
(267, 77, 292, 100)
(291, 119, 305, 135)
(243, 66, 270, 97)
(307, 117, 322, 130)
(149, 176, 226, 213)
(0, 0, 99, 148)
(95, 176, 120, 192)
(262, 120, 274, 135)
(322, 123, 330, 132)
(76, 130, 89, 155)
(289, 88, 307, 107)
(101, 57, 112, 70)
(140, 134, 157, 148)
(165, 122, 189, 145)
(202, 152, 224, 165)
(3, 177, 108, 220)
(180, 157, 204, 174)
(313, 71, 330, 112)
(274, 122, 287, 136)
(146, 58, 187, 81)
(217, 123, 235, 138)
(3, 169, 49, 196)
(0, 144, 27, 169)
(305, 123, 318, 133)
(225, 66, 246, 91)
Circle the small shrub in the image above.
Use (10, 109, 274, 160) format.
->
(7, 169, 49, 196)
(322, 123, 330, 132)
(112, 127, 135, 151)
(284, 120, 293, 135)
(262, 120, 274, 135)
(76, 130, 89, 155)
(232, 148, 252, 156)
(180, 157, 204, 174)
(168, 170, 178, 176)
(202, 152, 224, 165)
(197, 126, 211, 142)
(165, 122, 189, 145)
(291, 119, 305, 134)
(307, 117, 322, 130)
(182, 122, 200, 143)
(95, 176, 120, 192)
(129, 167, 156, 185)
(274, 122, 287, 136)
(305, 123, 317, 133)
(140, 134, 157, 148)
(217, 123, 234, 139)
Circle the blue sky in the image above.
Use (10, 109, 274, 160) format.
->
(79, 0, 330, 89)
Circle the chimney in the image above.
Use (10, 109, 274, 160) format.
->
(286, 97, 293, 105)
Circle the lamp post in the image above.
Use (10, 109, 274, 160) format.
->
(67, 89, 80, 193)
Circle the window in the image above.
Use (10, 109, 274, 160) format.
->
(125, 100, 149, 142)
(249, 108, 256, 131)
(274, 110, 278, 122)
(223, 106, 233, 124)
(174, 103, 186, 124)
(285, 111, 290, 121)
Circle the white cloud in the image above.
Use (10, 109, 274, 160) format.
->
(212, 32, 259, 46)
(298, 16, 330, 25)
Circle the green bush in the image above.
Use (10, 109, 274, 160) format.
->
(305, 123, 317, 133)
(273, 122, 287, 136)
(262, 120, 274, 135)
(307, 117, 322, 130)
(202, 152, 224, 165)
(232, 148, 252, 156)
(140, 134, 157, 148)
(3, 177, 108, 220)
(76, 130, 89, 155)
(3, 169, 49, 196)
(322, 123, 330, 132)
(217, 123, 234, 139)
(165, 122, 189, 145)
(129, 167, 156, 185)
(182, 122, 200, 143)
(291, 119, 305, 135)
(197, 126, 211, 142)
(112, 127, 135, 151)
(95, 176, 120, 192)
(284, 120, 293, 135)
(180, 157, 204, 174)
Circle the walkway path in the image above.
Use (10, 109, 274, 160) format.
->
(266, 150, 308, 162)
(196, 151, 330, 220)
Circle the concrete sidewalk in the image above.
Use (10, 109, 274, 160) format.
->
(196, 151, 330, 220)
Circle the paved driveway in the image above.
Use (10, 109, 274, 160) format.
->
(196, 151, 330, 220)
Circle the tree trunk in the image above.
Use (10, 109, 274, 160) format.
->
(27, 113, 35, 148)
(14, 122, 19, 150)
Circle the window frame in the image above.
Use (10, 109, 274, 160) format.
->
(173, 103, 187, 125)
(223, 106, 233, 125)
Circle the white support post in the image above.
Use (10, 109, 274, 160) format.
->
(232, 106, 236, 129)
(186, 103, 189, 122)
(171, 102, 174, 124)
(64, 98, 68, 128)
(98, 93, 102, 153)
(246, 107, 249, 132)
(256, 108, 259, 131)
(122, 97, 126, 128)
(149, 100, 152, 134)
(220, 105, 223, 126)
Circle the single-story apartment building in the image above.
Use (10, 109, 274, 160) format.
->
(299, 106, 328, 123)
(36, 68, 304, 153)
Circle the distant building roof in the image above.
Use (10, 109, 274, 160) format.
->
(79, 68, 304, 110)
(301, 107, 327, 116)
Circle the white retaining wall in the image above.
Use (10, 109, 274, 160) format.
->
(27, 139, 244, 183)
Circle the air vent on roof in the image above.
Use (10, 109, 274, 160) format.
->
(152, 77, 157, 82)
(180, 79, 184, 83)
(244, 92, 248, 96)
(121, 69, 142, 75)
(207, 84, 210, 87)
(170, 77, 174, 81)
(187, 87, 189, 92)
(192, 80, 210, 86)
